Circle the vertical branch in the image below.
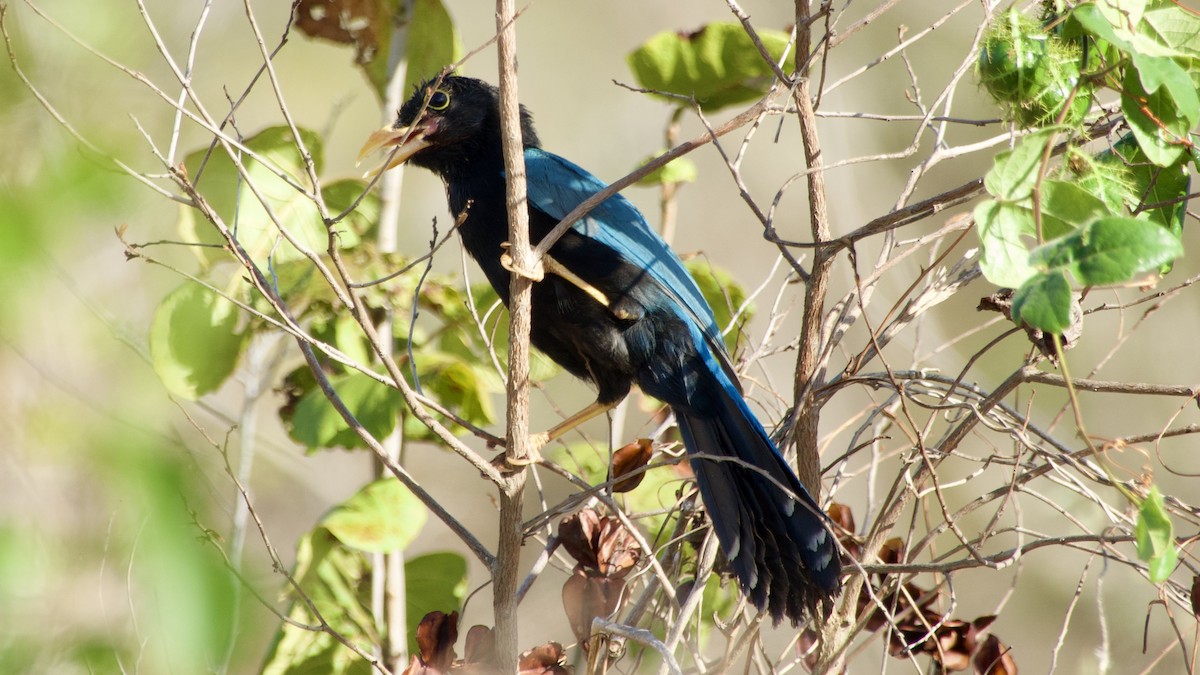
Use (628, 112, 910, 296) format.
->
(791, 0, 833, 496)
(495, 0, 531, 667)
(374, 11, 411, 669)
(790, 3, 843, 671)
(659, 106, 685, 244)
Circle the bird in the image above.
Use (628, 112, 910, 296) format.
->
(359, 76, 841, 623)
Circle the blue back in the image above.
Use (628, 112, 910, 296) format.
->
(523, 148, 731, 364)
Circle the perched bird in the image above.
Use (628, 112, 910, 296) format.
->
(360, 76, 840, 622)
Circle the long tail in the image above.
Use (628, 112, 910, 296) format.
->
(674, 376, 841, 624)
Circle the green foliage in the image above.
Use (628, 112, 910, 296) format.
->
(636, 153, 698, 187)
(262, 529, 376, 675)
(149, 281, 248, 399)
(82, 438, 236, 673)
(262, 480, 466, 674)
(322, 479, 428, 553)
(179, 126, 337, 269)
(1135, 486, 1178, 583)
(628, 23, 793, 111)
(403, 552, 468, 655)
(685, 260, 753, 354)
(401, 0, 464, 97)
(289, 371, 403, 450)
(973, 1, 1194, 335)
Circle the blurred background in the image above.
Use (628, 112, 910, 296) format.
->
(2, 0, 1197, 673)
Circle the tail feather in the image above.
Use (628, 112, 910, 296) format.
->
(674, 377, 840, 624)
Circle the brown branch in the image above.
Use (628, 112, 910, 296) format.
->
(493, 0, 531, 668)
(790, 0, 834, 496)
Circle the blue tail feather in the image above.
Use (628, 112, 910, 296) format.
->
(675, 369, 840, 622)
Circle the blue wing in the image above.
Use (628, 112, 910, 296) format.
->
(523, 147, 732, 365)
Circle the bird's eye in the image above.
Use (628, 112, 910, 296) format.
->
(428, 90, 451, 111)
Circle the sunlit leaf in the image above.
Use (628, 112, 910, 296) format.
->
(403, 0, 463, 96)
(290, 371, 401, 450)
(984, 129, 1056, 202)
(1140, 4, 1200, 57)
(261, 529, 374, 675)
(149, 282, 247, 399)
(322, 478, 427, 553)
(976, 200, 1037, 288)
(1122, 66, 1194, 167)
(178, 126, 329, 269)
(1135, 486, 1178, 584)
(1028, 216, 1183, 285)
(322, 178, 376, 246)
(1105, 134, 1191, 243)
(405, 553, 468, 656)
(1039, 180, 1110, 236)
(627, 23, 793, 111)
(635, 154, 698, 186)
(1011, 270, 1072, 334)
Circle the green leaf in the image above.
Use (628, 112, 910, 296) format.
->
(149, 282, 247, 399)
(404, 553, 468, 656)
(1122, 65, 1194, 167)
(1029, 216, 1183, 285)
(984, 129, 1056, 201)
(403, 0, 463, 96)
(322, 478, 427, 553)
(334, 314, 372, 368)
(1072, 0, 1184, 58)
(322, 179, 377, 246)
(685, 260, 751, 353)
(290, 371, 402, 450)
(1135, 486, 1178, 584)
(423, 357, 496, 427)
(627, 23, 793, 111)
(636, 154, 698, 186)
(1132, 53, 1199, 117)
(1106, 133, 1191, 272)
(1040, 179, 1111, 236)
(262, 529, 374, 675)
(976, 199, 1037, 288)
(1011, 270, 1073, 333)
(1140, 4, 1200, 57)
(178, 126, 329, 269)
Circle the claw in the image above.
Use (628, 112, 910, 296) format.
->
(498, 432, 548, 469)
(499, 242, 546, 282)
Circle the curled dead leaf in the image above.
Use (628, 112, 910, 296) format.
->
(558, 509, 641, 578)
(518, 642, 570, 674)
(827, 502, 862, 559)
(974, 633, 1018, 674)
(403, 610, 458, 674)
(463, 625, 496, 668)
(562, 568, 628, 646)
(294, 0, 381, 66)
(611, 439, 653, 492)
(1191, 575, 1200, 619)
(978, 288, 1081, 362)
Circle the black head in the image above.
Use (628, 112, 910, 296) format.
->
(358, 76, 541, 179)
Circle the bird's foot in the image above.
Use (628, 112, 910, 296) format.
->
(499, 242, 545, 282)
(493, 431, 549, 471)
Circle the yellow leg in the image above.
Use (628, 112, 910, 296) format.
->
(499, 244, 633, 321)
(507, 400, 619, 466)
